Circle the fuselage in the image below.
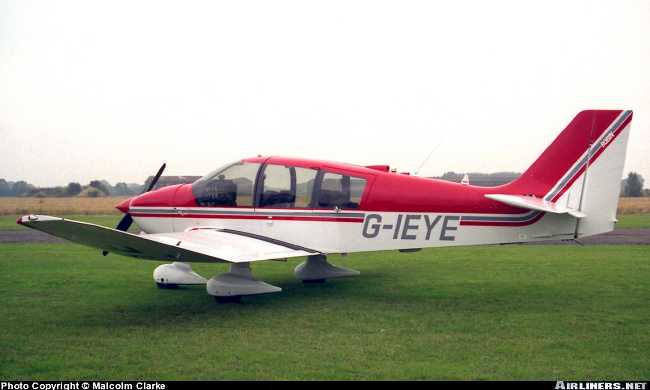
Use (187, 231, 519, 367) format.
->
(118, 156, 579, 254)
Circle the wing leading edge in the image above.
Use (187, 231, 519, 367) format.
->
(17, 215, 318, 263)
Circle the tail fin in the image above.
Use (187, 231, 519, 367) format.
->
(505, 110, 633, 237)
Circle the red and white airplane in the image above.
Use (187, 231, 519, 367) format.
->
(18, 109, 633, 302)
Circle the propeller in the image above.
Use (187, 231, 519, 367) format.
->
(102, 163, 166, 256)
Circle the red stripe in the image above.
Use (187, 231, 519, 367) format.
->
(459, 212, 545, 227)
(130, 213, 364, 223)
(550, 164, 587, 203)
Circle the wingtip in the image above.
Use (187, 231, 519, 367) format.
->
(16, 216, 23, 225)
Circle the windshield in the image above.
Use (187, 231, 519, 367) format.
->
(192, 161, 261, 207)
(195, 162, 238, 184)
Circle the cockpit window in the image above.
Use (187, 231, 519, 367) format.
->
(192, 162, 260, 207)
(258, 164, 318, 208)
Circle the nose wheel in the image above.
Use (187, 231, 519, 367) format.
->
(156, 281, 179, 289)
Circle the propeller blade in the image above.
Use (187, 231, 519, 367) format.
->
(116, 213, 133, 232)
(143, 163, 166, 193)
(104, 213, 133, 254)
(104, 163, 166, 256)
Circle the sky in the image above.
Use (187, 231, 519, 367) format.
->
(0, 0, 648, 187)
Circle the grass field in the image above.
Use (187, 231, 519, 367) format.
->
(0, 197, 127, 216)
(618, 197, 650, 214)
(1, 243, 648, 380)
(615, 214, 650, 229)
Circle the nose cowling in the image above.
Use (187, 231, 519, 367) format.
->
(115, 198, 132, 214)
(129, 184, 182, 208)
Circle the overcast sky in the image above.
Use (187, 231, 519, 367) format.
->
(1, 0, 648, 187)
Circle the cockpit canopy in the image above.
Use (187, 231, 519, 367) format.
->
(192, 160, 367, 209)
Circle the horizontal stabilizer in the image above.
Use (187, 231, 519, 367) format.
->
(17, 215, 317, 263)
(484, 194, 586, 218)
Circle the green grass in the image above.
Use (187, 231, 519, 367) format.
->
(1, 243, 648, 380)
(616, 214, 650, 229)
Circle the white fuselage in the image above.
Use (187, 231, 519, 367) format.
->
(132, 207, 579, 254)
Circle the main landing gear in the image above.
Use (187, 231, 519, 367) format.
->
(153, 255, 360, 303)
(153, 262, 207, 289)
(294, 254, 360, 283)
(206, 262, 281, 303)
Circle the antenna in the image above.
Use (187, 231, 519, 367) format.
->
(413, 140, 444, 176)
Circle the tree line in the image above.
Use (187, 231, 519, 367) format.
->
(0, 179, 144, 197)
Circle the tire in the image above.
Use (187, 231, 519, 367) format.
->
(156, 282, 179, 289)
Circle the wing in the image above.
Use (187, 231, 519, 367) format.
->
(484, 194, 586, 218)
(17, 215, 319, 263)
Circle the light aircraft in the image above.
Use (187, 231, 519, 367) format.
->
(18, 109, 633, 303)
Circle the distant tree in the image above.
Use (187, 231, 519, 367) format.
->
(113, 182, 133, 196)
(0, 179, 10, 196)
(86, 189, 101, 198)
(11, 181, 34, 196)
(89, 180, 111, 196)
(100, 180, 113, 195)
(127, 183, 144, 194)
(440, 172, 463, 182)
(622, 172, 644, 197)
(66, 182, 82, 196)
(27, 186, 66, 197)
(52, 187, 66, 197)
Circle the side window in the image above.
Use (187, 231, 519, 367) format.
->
(192, 162, 260, 207)
(349, 176, 366, 205)
(259, 165, 318, 208)
(294, 167, 318, 208)
(260, 165, 293, 208)
(316, 172, 367, 209)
